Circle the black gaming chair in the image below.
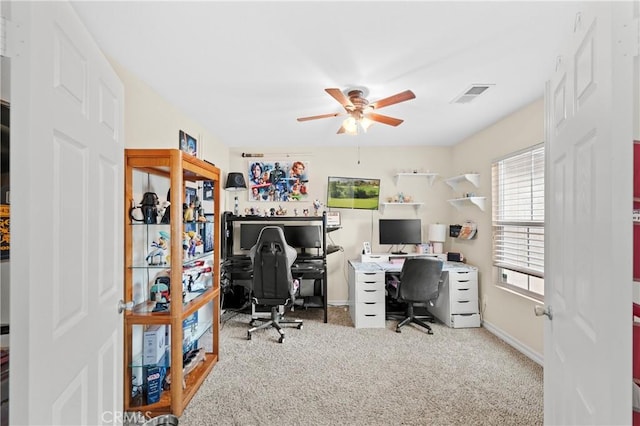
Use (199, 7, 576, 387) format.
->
(388, 257, 443, 334)
(247, 226, 303, 343)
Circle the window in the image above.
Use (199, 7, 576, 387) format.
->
(491, 144, 544, 299)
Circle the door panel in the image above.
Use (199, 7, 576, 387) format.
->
(10, 2, 124, 424)
(545, 2, 634, 424)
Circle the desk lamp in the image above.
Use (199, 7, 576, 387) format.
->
(428, 223, 447, 254)
(224, 172, 247, 216)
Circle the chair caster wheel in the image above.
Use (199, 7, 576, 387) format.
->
(395, 328, 401, 333)
(427, 318, 435, 323)
(247, 332, 252, 340)
(297, 324, 303, 329)
(427, 329, 434, 335)
(249, 320, 257, 327)
(278, 336, 284, 343)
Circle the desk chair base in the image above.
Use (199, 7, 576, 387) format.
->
(247, 306, 303, 343)
(393, 304, 434, 334)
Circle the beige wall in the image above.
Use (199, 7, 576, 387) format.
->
(227, 145, 454, 304)
(114, 60, 545, 360)
(110, 59, 230, 172)
(450, 99, 545, 358)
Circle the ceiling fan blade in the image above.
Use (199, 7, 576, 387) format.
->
(366, 112, 404, 127)
(336, 125, 347, 134)
(370, 90, 416, 110)
(297, 112, 344, 122)
(325, 88, 354, 109)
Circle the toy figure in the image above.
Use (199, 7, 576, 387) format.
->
(193, 194, 203, 221)
(187, 231, 201, 258)
(184, 201, 195, 222)
(146, 232, 169, 265)
(313, 199, 322, 215)
(182, 232, 190, 258)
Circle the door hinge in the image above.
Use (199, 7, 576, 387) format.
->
(0, 16, 23, 58)
(616, 17, 639, 58)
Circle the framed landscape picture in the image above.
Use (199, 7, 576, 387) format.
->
(179, 130, 197, 157)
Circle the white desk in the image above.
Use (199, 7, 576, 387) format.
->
(348, 255, 480, 329)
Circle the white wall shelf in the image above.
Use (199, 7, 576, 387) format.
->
(394, 172, 439, 186)
(444, 173, 480, 192)
(380, 202, 424, 214)
(447, 197, 486, 211)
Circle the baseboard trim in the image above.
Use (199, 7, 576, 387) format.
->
(481, 319, 544, 366)
(328, 300, 348, 306)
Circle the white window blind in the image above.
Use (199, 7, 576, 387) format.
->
(492, 144, 544, 278)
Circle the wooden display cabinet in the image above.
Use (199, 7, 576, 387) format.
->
(123, 149, 220, 417)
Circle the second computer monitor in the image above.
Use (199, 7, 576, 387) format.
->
(239, 223, 284, 250)
(283, 225, 322, 250)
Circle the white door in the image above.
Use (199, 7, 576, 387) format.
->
(9, 1, 124, 425)
(544, 2, 635, 424)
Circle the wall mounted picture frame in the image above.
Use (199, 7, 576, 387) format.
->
(246, 159, 310, 202)
(179, 130, 197, 157)
(202, 180, 214, 201)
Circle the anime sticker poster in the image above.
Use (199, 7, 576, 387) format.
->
(247, 160, 309, 202)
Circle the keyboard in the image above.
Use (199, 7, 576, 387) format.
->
(293, 263, 317, 270)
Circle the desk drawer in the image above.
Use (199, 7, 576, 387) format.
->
(450, 286, 478, 305)
(352, 304, 385, 328)
(450, 298, 478, 314)
(451, 313, 481, 328)
(448, 269, 478, 284)
(354, 271, 385, 283)
(356, 287, 385, 304)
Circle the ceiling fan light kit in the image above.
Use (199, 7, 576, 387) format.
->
(297, 86, 416, 135)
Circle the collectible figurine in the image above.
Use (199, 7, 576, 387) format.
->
(146, 232, 169, 265)
(182, 232, 190, 258)
(184, 201, 195, 222)
(187, 231, 201, 258)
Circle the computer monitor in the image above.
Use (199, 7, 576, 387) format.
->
(283, 225, 322, 255)
(239, 223, 284, 250)
(378, 219, 422, 254)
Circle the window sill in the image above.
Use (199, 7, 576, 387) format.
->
(495, 283, 544, 303)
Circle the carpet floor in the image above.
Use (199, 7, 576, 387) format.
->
(178, 306, 543, 426)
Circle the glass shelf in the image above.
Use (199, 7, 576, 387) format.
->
(129, 287, 216, 317)
(129, 324, 212, 368)
(130, 251, 214, 269)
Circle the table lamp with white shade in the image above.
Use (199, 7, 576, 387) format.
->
(428, 223, 447, 254)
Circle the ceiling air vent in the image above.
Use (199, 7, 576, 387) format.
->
(452, 84, 494, 104)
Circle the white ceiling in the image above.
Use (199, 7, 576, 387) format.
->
(70, 1, 579, 148)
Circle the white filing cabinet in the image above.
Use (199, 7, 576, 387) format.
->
(348, 261, 386, 328)
(429, 264, 480, 328)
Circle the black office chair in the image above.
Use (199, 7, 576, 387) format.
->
(388, 257, 443, 334)
(247, 226, 303, 343)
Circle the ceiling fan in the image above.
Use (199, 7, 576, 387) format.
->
(297, 87, 416, 135)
